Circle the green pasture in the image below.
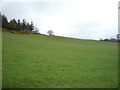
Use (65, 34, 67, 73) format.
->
(2, 32, 118, 88)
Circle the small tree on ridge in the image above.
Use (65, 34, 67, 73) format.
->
(47, 30, 54, 35)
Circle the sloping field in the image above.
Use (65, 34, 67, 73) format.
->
(2, 32, 118, 88)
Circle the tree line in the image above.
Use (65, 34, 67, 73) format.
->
(100, 37, 120, 43)
(0, 13, 34, 32)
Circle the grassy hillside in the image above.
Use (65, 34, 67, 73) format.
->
(2, 32, 118, 88)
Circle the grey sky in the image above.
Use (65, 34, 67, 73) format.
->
(0, 0, 119, 40)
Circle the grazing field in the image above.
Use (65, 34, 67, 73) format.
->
(2, 32, 118, 88)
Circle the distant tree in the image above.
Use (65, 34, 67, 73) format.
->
(13, 19, 17, 30)
(99, 38, 103, 41)
(16, 19, 22, 31)
(47, 30, 54, 35)
(33, 26, 39, 33)
(26, 23, 30, 31)
(8, 19, 17, 30)
(103, 39, 109, 41)
(22, 19, 27, 30)
(110, 38, 115, 40)
(2, 15, 8, 28)
(29, 21, 34, 31)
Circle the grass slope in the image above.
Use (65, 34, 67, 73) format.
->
(2, 32, 118, 88)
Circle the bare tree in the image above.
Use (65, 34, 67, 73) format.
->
(47, 30, 54, 35)
(33, 26, 39, 33)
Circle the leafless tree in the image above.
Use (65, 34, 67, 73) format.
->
(33, 26, 39, 33)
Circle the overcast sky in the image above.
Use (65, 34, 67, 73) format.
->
(0, 0, 119, 40)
